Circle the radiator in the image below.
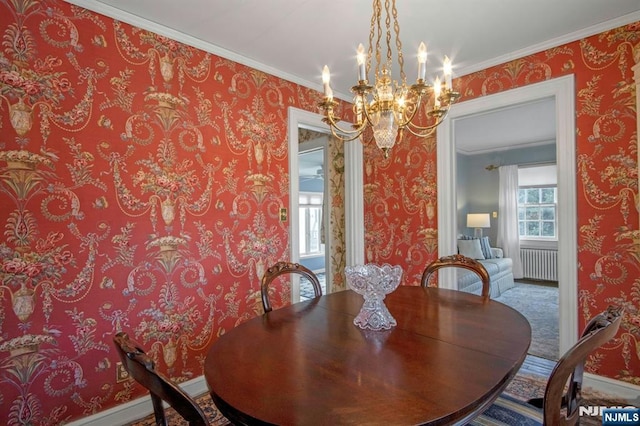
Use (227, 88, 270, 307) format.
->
(520, 248, 558, 281)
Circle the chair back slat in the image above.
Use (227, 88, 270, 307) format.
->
(113, 332, 209, 426)
(474, 306, 623, 426)
(542, 305, 623, 426)
(421, 254, 491, 299)
(261, 261, 322, 312)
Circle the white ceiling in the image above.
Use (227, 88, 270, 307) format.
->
(454, 97, 557, 154)
(68, 0, 640, 153)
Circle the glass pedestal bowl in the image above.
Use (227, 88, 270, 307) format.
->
(344, 263, 403, 331)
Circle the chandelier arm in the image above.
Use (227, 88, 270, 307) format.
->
(360, 100, 384, 128)
(402, 108, 452, 133)
(408, 119, 443, 132)
(323, 114, 368, 141)
(327, 125, 366, 142)
(403, 124, 437, 139)
(396, 92, 424, 126)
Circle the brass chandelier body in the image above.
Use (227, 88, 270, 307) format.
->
(319, 0, 459, 157)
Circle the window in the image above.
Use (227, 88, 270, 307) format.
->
(518, 186, 557, 239)
(299, 192, 324, 256)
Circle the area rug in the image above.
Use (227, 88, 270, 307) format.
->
(480, 372, 632, 426)
(127, 398, 231, 426)
(128, 372, 627, 425)
(495, 282, 559, 360)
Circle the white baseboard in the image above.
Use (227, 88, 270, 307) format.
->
(584, 373, 640, 404)
(65, 376, 208, 426)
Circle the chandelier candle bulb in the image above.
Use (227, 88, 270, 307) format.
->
(417, 42, 427, 81)
(322, 65, 332, 98)
(433, 76, 441, 108)
(357, 43, 367, 81)
(443, 56, 452, 90)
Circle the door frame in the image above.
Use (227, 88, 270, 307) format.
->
(288, 107, 364, 301)
(436, 75, 578, 355)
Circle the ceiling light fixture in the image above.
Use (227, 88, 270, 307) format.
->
(319, 0, 459, 158)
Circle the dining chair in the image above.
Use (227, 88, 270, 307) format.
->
(421, 254, 491, 299)
(113, 331, 210, 426)
(474, 305, 623, 426)
(261, 261, 322, 313)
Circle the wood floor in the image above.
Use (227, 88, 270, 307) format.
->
(520, 353, 556, 378)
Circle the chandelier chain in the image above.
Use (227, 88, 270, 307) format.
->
(384, 0, 392, 68)
(391, 0, 406, 84)
(372, 0, 383, 77)
(368, 0, 378, 77)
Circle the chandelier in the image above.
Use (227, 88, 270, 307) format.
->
(319, 0, 459, 158)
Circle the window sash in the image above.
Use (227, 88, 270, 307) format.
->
(518, 186, 557, 240)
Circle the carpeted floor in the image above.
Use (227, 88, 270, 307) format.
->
(495, 281, 559, 361)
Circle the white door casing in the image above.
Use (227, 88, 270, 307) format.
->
(436, 75, 578, 356)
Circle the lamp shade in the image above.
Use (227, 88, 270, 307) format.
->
(467, 213, 490, 228)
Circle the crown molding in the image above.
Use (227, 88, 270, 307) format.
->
(65, 2, 640, 102)
(456, 11, 640, 77)
(64, 0, 330, 97)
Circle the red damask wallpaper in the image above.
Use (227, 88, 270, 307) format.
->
(364, 23, 640, 386)
(0, 0, 638, 424)
(0, 1, 353, 423)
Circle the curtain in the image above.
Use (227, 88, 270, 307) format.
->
(497, 165, 523, 279)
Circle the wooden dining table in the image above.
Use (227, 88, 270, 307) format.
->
(204, 286, 531, 425)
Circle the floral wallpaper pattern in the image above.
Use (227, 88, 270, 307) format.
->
(326, 134, 347, 291)
(0, 1, 351, 423)
(0, 0, 637, 424)
(363, 23, 640, 386)
(362, 133, 440, 283)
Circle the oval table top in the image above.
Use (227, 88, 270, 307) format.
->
(204, 286, 531, 425)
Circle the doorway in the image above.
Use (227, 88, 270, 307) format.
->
(287, 107, 365, 303)
(298, 139, 328, 298)
(437, 75, 578, 356)
(455, 102, 560, 361)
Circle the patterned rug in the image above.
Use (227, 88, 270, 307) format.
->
(128, 371, 628, 425)
(495, 281, 559, 360)
(479, 372, 632, 426)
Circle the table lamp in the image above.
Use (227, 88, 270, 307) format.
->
(467, 213, 490, 238)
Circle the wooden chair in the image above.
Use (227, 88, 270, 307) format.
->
(534, 305, 623, 425)
(261, 261, 322, 313)
(476, 305, 623, 426)
(421, 254, 491, 299)
(113, 331, 209, 426)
